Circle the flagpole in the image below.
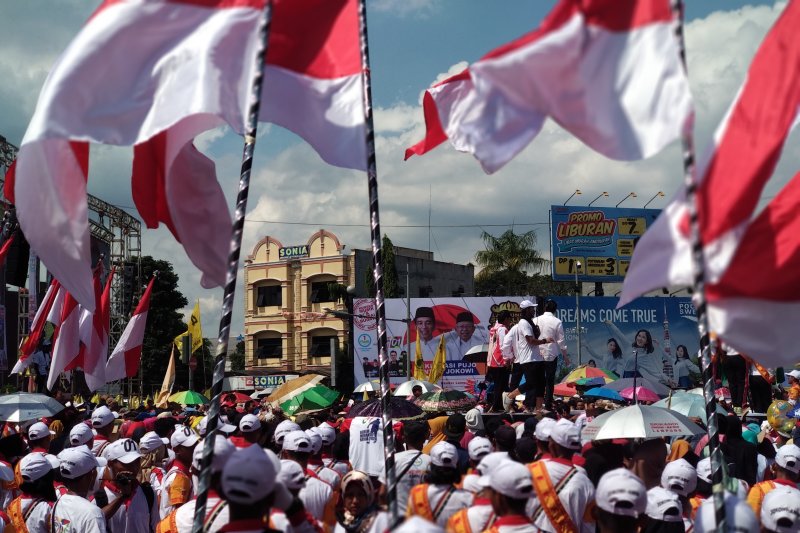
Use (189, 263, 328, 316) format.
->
(356, 0, 399, 524)
(672, 1, 726, 529)
(190, 2, 272, 532)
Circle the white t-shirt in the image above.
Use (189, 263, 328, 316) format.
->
(52, 493, 107, 533)
(512, 320, 540, 364)
(533, 312, 567, 361)
(174, 495, 229, 533)
(298, 475, 333, 522)
(348, 417, 385, 477)
(379, 450, 431, 512)
(30, 350, 49, 375)
(102, 483, 158, 533)
(333, 511, 389, 533)
(526, 459, 595, 533)
(15, 496, 52, 532)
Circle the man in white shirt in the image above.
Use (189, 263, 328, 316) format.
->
(379, 420, 431, 512)
(487, 311, 513, 412)
(282, 430, 336, 527)
(90, 406, 118, 457)
(54, 446, 108, 533)
(445, 311, 484, 361)
(534, 299, 571, 411)
(502, 300, 554, 412)
(99, 438, 158, 532)
(414, 306, 442, 359)
(30, 344, 50, 393)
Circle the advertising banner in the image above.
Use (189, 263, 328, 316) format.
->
(550, 205, 661, 282)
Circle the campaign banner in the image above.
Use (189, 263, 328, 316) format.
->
(550, 205, 661, 282)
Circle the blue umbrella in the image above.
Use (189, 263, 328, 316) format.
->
(583, 387, 624, 401)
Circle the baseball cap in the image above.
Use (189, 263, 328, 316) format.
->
(646, 487, 684, 523)
(519, 300, 536, 309)
(534, 417, 556, 441)
(476, 451, 510, 476)
(57, 445, 106, 479)
(467, 437, 493, 461)
(550, 420, 581, 450)
(192, 434, 236, 473)
(196, 416, 236, 437)
(91, 406, 117, 428)
(279, 459, 307, 491)
(444, 414, 467, 440)
(596, 468, 647, 517)
(139, 431, 169, 454)
(68, 423, 94, 447)
(274, 420, 301, 444)
(761, 485, 800, 533)
(103, 438, 142, 464)
(494, 425, 517, 450)
(695, 493, 758, 533)
(19, 452, 60, 482)
(788, 370, 800, 380)
(239, 414, 262, 433)
(282, 430, 312, 453)
(394, 516, 444, 533)
(221, 444, 277, 504)
(479, 460, 534, 500)
(28, 422, 55, 440)
(315, 424, 336, 446)
(170, 425, 200, 449)
(430, 442, 458, 469)
(696, 458, 712, 483)
(660, 458, 697, 497)
(776, 444, 800, 474)
(305, 429, 322, 455)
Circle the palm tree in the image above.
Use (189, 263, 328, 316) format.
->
(475, 230, 549, 295)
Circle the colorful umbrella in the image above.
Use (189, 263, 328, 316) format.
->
(168, 390, 209, 405)
(267, 374, 325, 405)
(574, 376, 609, 387)
(347, 397, 424, 420)
(562, 365, 618, 385)
(393, 380, 441, 397)
(583, 387, 624, 402)
(0, 393, 65, 422)
(603, 377, 670, 397)
(581, 404, 704, 440)
(620, 386, 663, 402)
(415, 390, 476, 412)
(280, 385, 339, 416)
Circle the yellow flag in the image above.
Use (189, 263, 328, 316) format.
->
(130, 396, 141, 409)
(174, 301, 203, 354)
(90, 392, 101, 405)
(427, 335, 447, 384)
(161, 346, 177, 394)
(413, 334, 428, 381)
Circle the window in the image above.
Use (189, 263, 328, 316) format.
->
(309, 335, 337, 357)
(310, 281, 333, 303)
(256, 338, 282, 359)
(256, 285, 281, 307)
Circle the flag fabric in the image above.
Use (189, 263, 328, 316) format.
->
(413, 335, 427, 381)
(74, 268, 114, 391)
(428, 335, 447, 384)
(174, 300, 204, 354)
(12, 0, 364, 312)
(161, 346, 177, 395)
(620, 1, 800, 304)
(405, 0, 692, 174)
(106, 276, 156, 382)
(11, 279, 60, 375)
(47, 292, 81, 391)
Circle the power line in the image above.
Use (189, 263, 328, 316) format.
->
(242, 218, 551, 229)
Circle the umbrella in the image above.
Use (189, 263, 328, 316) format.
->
(222, 391, 254, 404)
(347, 397, 424, 420)
(581, 404, 705, 440)
(620, 386, 663, 402)
(416, 390, 476, 412)
(554, 382, 577, 397)
(0, 393, 65, 422)
(574, 376, 609, 387)
(168, 390, 209, 405)
(583, 387, 624, 402)
(463, 343, 488, 363)
(653, 391, 728, 423)
(354, 380, 381, 393)
(250, 388, 273, 400)
(603, 377, 671, 397)
(280, 385, 339, 416)
(393, 380, 441, 397)
(562, 365, 618, 385)
(267, 374, 325, 405)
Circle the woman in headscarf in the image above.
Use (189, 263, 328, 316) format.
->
(335, 470, 389, 533)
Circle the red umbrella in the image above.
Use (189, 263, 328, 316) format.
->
(554, 382, 577, 397)
(223, 391, 253, 404)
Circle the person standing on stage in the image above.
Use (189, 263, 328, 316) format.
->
(534, 299, 571, 411)
(487, 311, 513, 412)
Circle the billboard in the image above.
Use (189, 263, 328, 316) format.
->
(352, 296, 698, 390)
(550, 205, 661, 282)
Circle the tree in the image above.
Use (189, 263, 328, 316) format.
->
(365, 234, 400, 298)
(475, 230, 550, 295)
(231, 340, 245, 372)
(474, 271, 574, 297)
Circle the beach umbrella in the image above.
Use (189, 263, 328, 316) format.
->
(0, 393, 65, 422)
(583, 387, 624, 402)
(582, 404, 704, 440)
(354, 380, 381, 393)
(562, 365, 618, 385)
(653, 391, 727, 423)
(603, 377, 670, 397)
(393, 380, 441, 397)
(280, 385, 339, 416)
(250, 388, 273, 400)
(620, 386, 663, 402)
(267, 374, 325, 405)
(347, 397, 424, 420)
(168, 390, 209, 405)
(416, 390, 476, 412)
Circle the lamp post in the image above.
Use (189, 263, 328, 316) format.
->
(588, 191, 608, 207)
(563, 189, 582, 205)
(575, 261, 582, 365)
(616, 192, 637, 208)
(644, 191, 665, 208)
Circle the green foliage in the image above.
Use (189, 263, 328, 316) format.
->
(364, 234, 400, 298)
(231, 340, 245, 372)
(475, 229, 549, 276)
(474, 271, 574, 297)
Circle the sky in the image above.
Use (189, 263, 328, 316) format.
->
(0, 0, 795, 342)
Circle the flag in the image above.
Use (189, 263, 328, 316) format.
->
(77, 268, 114, 392)
(161, 346, 177, 395)
(11, 279, 60, 375)
(619, 1, 800, 308)
(47, 291, 81, 391)
(428, 335, 447, 384)
(12, 0, 364, 311)
(405, 0, 691, 174)
(413, 335, 427, 381)
(174, 300, 204, 354)
(106, 276, 156, 382)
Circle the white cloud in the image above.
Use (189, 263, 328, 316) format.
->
(369, 0, 439, 18)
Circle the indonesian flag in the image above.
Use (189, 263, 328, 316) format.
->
(12, 0, 364, 311)
(405, 0, 692, 173)
(72, 268, 114, 391)
(619, 1, 800, 311)
(47, 291, 81, 391)
(10, 279, 60, 375)
(106, 276, 155, 382)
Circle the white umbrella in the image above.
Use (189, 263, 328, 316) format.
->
(653, 391, 728, 423)
(393, 380, 441, 397)
(250, 388, 273, 400)
(0, 393, 65, 422)
(603, 377, 671, 397)
(354, 380, 381, 393)
(581, 404, 704, 440)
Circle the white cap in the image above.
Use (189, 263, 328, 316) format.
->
(430, 442, 458, 469)
(279, 459, 307, 491)
(534, 418, 556, 441)
(696, 458, 712, 483)
(476, 451, 509, 476)
(222, 444, 277, 504)
(316, 424, 336, 446)
(192, 434, 236, 473)
(139, 431, 169, 454)
(776, 444, 800, 475)
(170, 425, 200, 449)
(304, 429, 322, 455)
(239, 414, 262, 433)
(550, 420, 581, 450)
(103, 438, 142, 464)
(69, 423, 94, 447)
(274, 420, 301, 444)
(788, 370, 800, 380)
(761, 485, 800, 533)
(197, 416, 236, 437)
(660, 458, 697, 497)
(646, 487, 684, 523)
(467, 437, 493, 461)
(695, 493, 758, 533)
(57, 445, 106, 479)
(596, 468, 647, 517)
(519, 300, 536, 309)
(28, 422, 55, 440)
(91, 406, 117, 428)
(282, 430, 312, 453)
(19, 452, 60, 482)
(479, 460, 534, 500)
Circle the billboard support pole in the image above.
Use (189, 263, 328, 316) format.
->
(406, 264, 411, 379)
(575, 262, 582, 365)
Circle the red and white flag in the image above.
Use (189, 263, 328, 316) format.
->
(73, 268, 114, 392)
(13, 0, 364, 311)
(10, 279, 60, 375)
(405, 0, 691, 173)
(106, 276, 156, 382)
(47, 291, 81, 391)
(619, 1, 800, 311)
